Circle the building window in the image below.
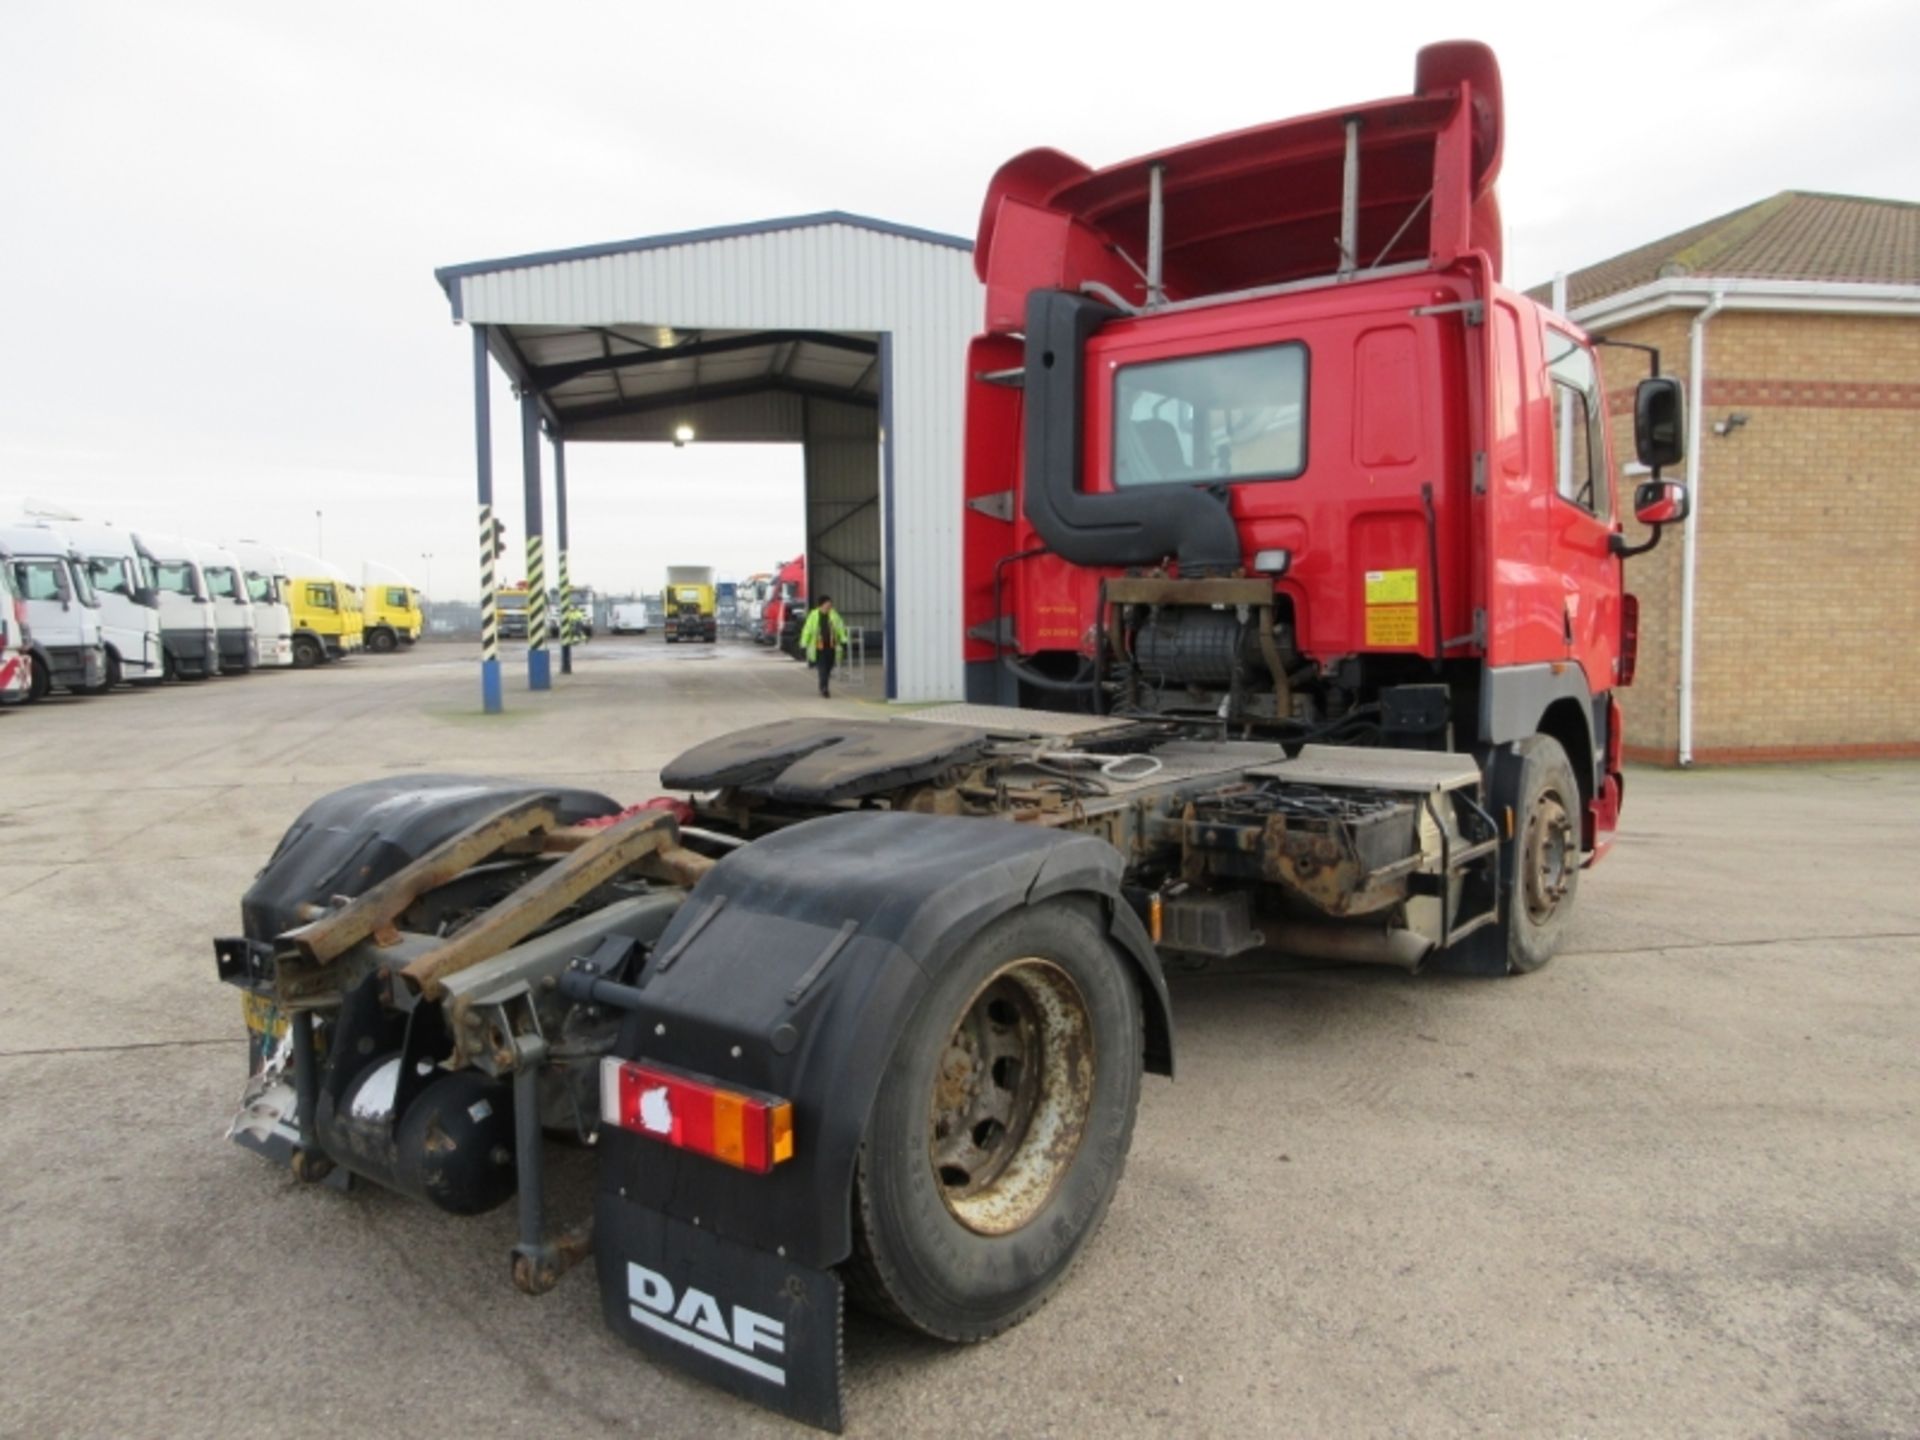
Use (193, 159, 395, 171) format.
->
(1114, 343, 1308, 487)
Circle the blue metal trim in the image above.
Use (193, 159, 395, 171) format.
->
(474, 325, 502, 714)
(879, 331, 897, 702)
(433, 211, 973, 307)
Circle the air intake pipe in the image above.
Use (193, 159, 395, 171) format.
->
(1022, 290, 1242, 575)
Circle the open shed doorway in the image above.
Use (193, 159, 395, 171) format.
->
(494, 323, 886, 669)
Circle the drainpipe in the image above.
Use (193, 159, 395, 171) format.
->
(1677, 288, 1726, 767)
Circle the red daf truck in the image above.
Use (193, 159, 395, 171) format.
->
(215, 42, 1686, 1432)
(759, 552, 807, 655)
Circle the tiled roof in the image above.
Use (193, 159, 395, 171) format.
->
(1527, 192, 1920, 309)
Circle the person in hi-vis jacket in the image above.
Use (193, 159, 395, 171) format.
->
(799, 595, 849, 698)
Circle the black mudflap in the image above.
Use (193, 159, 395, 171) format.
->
(596, 1193, 845, 1433)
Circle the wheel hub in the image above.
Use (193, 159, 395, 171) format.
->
(1522, 791, 1575, 924)
(928, 960, 1094, 1235)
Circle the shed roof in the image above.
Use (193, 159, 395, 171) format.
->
(1530, 192, 1920, 310)
(434, 212, 976, 441)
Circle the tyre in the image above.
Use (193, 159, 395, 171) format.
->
(85, 649, 122, 695)
(1501, 734, 1581, 973)
(369, 628, 397, 653)
(28, 656, 51, 703)
(846, 899, 1143, 1340)
(292, 635, 323, 668)
(163, 647, 178, 682)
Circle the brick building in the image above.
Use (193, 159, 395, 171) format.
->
(1536, 192, 1920, 763)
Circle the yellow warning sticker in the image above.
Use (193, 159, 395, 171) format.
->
(1365, 604, 1421, 648)
(1364, 568, 1420, 605)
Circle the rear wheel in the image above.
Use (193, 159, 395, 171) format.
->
(846, 900, 1143, 1340)
(292, 635, 322, 668)
(1502, 734, 1581, 973)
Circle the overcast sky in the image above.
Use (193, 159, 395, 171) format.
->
(4, 0, 1915, 600)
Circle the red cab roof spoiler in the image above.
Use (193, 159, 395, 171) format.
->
(974, 41, 1504, 331)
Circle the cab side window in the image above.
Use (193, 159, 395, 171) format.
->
(1546, 330, 1609, 517)
(306, 584, 335, 610)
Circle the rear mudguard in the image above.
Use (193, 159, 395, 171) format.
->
(593, 809, 1172, 1431)
(239, 774, 621, 939)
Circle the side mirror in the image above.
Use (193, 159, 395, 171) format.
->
(1633, 478, 1689, 527)
(136, 586, 160, 609)
(1634, 376, 1686, 469)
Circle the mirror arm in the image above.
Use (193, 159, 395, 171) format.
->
(1611, 527, 1663, 560)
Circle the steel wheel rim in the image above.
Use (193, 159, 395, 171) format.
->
(927, 958, 1095, 1236)
(1523, 790, 1575, 924)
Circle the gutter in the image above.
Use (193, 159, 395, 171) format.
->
(1677, 289, 1727, 767)
(1569, 276, 1920, 331)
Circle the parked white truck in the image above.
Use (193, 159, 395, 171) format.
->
(56, 520, 167, 687)
(140, 532, 222, 680)
(198, 543, 259, 674)
(229, 541, 296, 667)
(0, 522, 108, 699)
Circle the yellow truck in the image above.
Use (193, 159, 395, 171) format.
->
(663, 565, 716, 644)
(362, 565, 424, 652)
(283, 552, 363, 666)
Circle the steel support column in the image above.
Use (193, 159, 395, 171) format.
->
(553, 433, 573, 675)
(521, 392, 551, 691)
(473, 325, 503, 713)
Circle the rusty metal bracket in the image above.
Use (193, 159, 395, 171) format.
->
(402, 809, 678, 1000)
(279, 793, 563, 966)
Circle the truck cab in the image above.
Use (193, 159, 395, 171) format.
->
(288, 577, 350, 665)
(229, 541, 295, 667)
(0, 523, 108, 699)
(362, 564, 424, 652)
(199, 543, 259, 674)
(28, 519, 165, 688)
(663, 567, 717, 644)
(140, 531, 223, 680)
(963, 40, 1687, 964)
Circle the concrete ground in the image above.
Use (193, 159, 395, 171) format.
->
(1, 638, 1914, 1440)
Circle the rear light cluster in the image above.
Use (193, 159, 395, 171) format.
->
(600, 1057, 795, 1174)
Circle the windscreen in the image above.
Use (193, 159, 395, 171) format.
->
(245, 571, 278, 604)
(14, 559, 67, 603)
(89, 555, 135, 599)
(156, 560, 201, 598)
(205, 566, 240, 601)
(1113, 342, 1308, 487)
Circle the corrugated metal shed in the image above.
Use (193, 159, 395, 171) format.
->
(436, 214, 983, 701)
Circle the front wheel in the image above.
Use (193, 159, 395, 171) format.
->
(369, 628, 397, 654)
(292, 635, 323, 668)
(845, 899, 1143, 1340)
(1502, 734, 1581, 973)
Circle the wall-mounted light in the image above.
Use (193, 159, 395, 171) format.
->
(673, 423, 695, 448)
(1711, 412, 1749, 438)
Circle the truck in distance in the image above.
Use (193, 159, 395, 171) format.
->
(664, 565, 717, 643)
(141, 532, 222, 680)
(213, 42, 1690, 1432)
(0, 538, 34, 705)
(362, 563, 425, 652)
(229, 541, 296, 668)
(199, 543, 260, 674)
(2, 522, 109, 698)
